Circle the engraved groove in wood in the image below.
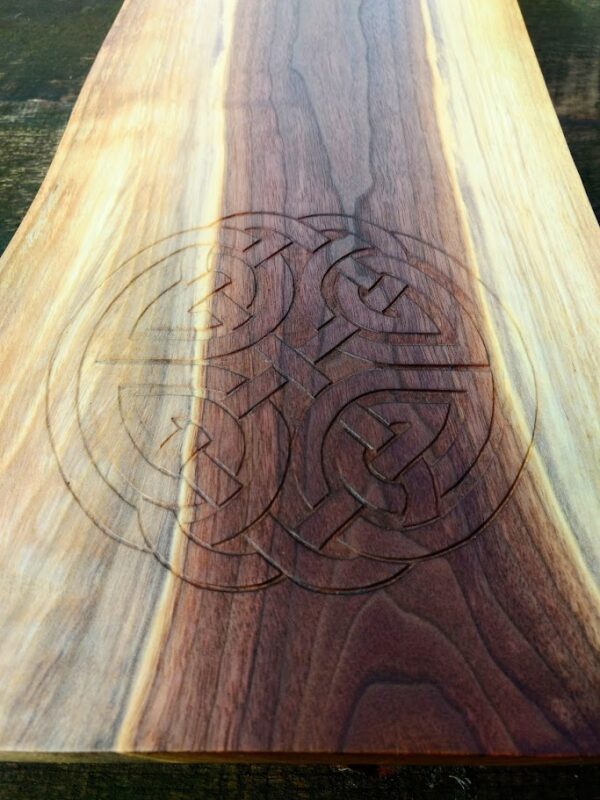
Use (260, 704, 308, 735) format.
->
(46, 213, 536, 594)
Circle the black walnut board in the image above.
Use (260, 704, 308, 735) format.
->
(0, 0, 598, 761)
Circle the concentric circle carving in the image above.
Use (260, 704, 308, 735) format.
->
(47, 214, 536, 593)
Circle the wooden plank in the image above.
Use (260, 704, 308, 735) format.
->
(0, 0, 598, 760)
(0, 758, 599, 800)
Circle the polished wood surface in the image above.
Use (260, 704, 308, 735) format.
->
(0, 0, 598, 760)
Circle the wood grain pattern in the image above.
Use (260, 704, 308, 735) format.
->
(0, 0, 598, 761)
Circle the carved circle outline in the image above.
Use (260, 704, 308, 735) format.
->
(46, 212, 538, 593)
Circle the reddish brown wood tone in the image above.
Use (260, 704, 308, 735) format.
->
(0, 0, 598, 761)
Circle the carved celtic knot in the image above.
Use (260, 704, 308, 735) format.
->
(47, 214, 536, 593)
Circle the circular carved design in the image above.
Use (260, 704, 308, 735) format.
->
(47, 213, 536, 593)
